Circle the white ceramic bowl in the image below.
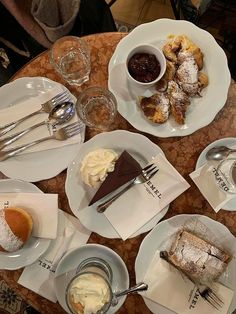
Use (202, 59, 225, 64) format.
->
(125, 44, 166, 87)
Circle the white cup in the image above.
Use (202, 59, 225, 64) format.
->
(125, 44, 166, 87)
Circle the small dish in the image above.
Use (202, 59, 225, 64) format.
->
(125, 44, 166, 87)
(54, 244, 129, 314)
(196, 137, 236, 211)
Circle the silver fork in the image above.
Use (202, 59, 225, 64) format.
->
(0, 122, 83, 161)
(0, 90, 70, 137)
(160, 251, 224, 310)
(97, 163, 159, 213)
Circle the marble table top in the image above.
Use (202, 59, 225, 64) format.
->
(0, 32, 236, 314)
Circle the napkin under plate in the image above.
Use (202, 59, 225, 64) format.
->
(0, 192, 58, 239)
(18, 209, 91, 302)
(143, 250, 234, 314)
(104, 154, 190, 240)
(0, 85, 83, 154)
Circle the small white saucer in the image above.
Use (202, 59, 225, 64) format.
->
(196, 137, 236, 211)
(54, 244, 129, 313)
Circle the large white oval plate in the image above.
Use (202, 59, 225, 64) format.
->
(65, 130, 169, 238)
(135, 214, 236, 314)
(0, 179, 51, 270)
(0, 77, 85, 182)
(108, 18, 231, 137)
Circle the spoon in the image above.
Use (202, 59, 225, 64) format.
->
(206, 146, 236, 161)
(0, 101, 75, 149)
(111, 282, 148, 306)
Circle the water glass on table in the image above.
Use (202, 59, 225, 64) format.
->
(50, 36, 91, 86)
(76, 86, 117, 131)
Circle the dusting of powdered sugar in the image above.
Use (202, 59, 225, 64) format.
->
(158, 93, 170, 119)
(0, 209, 23, 252)
(176, 58, 198, 84)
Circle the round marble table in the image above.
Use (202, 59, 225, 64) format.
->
(0, 32, 236, 314)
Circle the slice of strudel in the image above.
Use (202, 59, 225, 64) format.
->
(168, 230, 231, 284)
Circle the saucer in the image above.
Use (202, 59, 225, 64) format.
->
(54, 244, 129, 313)
(196, 137, 236, 211)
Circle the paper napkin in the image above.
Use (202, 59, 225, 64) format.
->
(104, 154, 190, 240)
(18, 209, 91, 302)
(190, 162, 236, 213)
(0, 85, 83, 154)
(143, 251, 234, 314)
(0, 192, 58, 239)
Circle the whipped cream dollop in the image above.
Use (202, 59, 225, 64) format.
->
(80, 149, 118, 188)
(69, 273, 111, 314)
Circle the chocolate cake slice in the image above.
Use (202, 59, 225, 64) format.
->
(89, 150, 142, 205)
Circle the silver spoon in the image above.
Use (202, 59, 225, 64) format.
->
(0, 101, 75, 149)
(206, 146, 236, 161)
(111, 282, 148, 306)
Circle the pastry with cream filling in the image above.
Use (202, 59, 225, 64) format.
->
(0, 207, 33, 253)
(168, 230, 231, 284)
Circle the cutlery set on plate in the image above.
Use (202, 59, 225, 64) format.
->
(0, 91, 84, 160)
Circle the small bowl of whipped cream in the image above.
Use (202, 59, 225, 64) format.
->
(66, 271, 112, 314)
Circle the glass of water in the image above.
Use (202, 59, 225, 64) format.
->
(76, 86, 117, 130)
(50, 36, 91, 86)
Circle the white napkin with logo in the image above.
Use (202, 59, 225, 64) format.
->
(143, 251, 234, 314)
(190, 162, 236, 213)
(0, 192, 58, 239)
(104, 154, 190, 240)
(18, 209, 91, 302)
(0, 84, 83, 155)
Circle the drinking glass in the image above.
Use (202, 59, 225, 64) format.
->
(76, 86, 117, 130)
(65, 257, 113, 314)
(214, 158, 236, 194)
(50, 36, 91, 86)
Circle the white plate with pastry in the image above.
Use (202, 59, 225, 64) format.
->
(135, 214, 236, 314)
(196, 137, 236, 211)
(65, 130, 169, 238)
(0, 179, 51, 270)
(0, 77, 85, 182)
(108, 18, 230, 137)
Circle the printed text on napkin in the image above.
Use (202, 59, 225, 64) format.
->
(0, 193, 58, 239)
(104, 154, 190, 240)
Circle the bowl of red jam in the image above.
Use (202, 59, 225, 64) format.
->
(126, 44, 166, 87)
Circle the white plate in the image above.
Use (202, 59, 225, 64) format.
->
(0, 77, 85, 182)
(135, 214, 236, 314)
(54, 244, 129, 314)
(65, 130, 169, 238)
(0, 179, 51, 270)
(108, 18, 230, 137)
(196, 137, 236, 211)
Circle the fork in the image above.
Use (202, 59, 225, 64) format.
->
(0, 122, 83, 161)
(160, 251, 224, 310)
(0, 90, 70, 137)
(96, 163, 159, 213)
